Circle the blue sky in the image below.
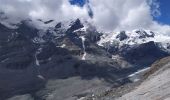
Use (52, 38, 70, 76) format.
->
(69, 0, 88, 7)
(154, 0, 170, 25)
(69, 0, 93, 18)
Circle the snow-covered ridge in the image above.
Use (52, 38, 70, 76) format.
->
(97, 29, 170, 49)
(1, 16, 170, 50)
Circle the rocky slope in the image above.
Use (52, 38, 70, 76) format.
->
(84, 56, 170, 100)
(0, 18, 170, 100)
(116, 56, 170, 100)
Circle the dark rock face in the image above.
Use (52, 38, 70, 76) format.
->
(120, 41, 170, 66)
(0, 23, 14, 44)
(0, 32, 36, 70)
(16, 20, 38, 39)
(116, 31, 128, 41)
(37, 42, 56, 61)
(149, 31, 155, 37)
(167, 43, 170, 49)
(44, 20, 54, 24)
(66, 19, 84, 33)
(55, 22, 62, 29)
(135, 30, 155, 38)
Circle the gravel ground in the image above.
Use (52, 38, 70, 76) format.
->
(116, 58, 170, 100)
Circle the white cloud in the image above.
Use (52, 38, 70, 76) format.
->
(89, 0, 170, 35)
(0, 0, 170, 35)
(0, 0, 89, 22)
(147, 0, 161, 17)
(150, 22, 170, 35)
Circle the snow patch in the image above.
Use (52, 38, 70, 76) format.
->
(56, 44, 66, 48)
(35, 47, 42, 66)
(128, 67, 150, 82)
(112, 55, 122, 60)
(34, 48, 45, 80)
(1, 58, 9, 63)
(37, 75, 45, 80)
(82, 52, 87, 60)
(35, 52, 40, 66)
(80, 36, 86, 60)
(77, 97, 85, 100)
(0, 21, 18, 29)
(74, 26, 87, 33)
(32, 37, 46, 44)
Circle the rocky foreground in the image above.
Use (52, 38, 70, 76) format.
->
(117, 56, 170, 100)
(88, 56, 170, 100)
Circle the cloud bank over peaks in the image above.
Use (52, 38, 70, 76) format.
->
(89, 0, 170, 35)
(0, 0, 89, 23)
(0, 0, 170, 35)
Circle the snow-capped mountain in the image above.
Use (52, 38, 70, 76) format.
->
(97, 29, 170, 65)
(98, 29, 170, 49)
(0, 17, 169, 68)
(0, 18, 170, 100)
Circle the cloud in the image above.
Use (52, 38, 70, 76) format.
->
(88, 0, 170, 35)
(147, 0, 161, 17)
(0, 0, 89, 22)
(0, 0, 170, 35)
(89, 0, 152, 31)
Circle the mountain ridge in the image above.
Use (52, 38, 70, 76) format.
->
(0, 18, 170, 100)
